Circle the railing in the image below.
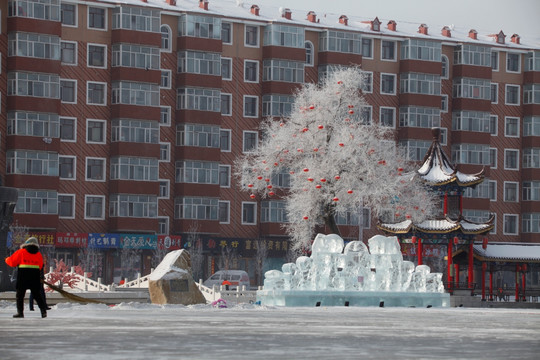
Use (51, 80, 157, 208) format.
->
(45, 267, 112, 292)
(195, 280, 260, 304)
(116, 271, 153, 289)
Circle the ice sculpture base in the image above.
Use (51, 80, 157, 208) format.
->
(257, 289, 450, 308)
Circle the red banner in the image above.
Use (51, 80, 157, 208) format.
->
(56, 233, 88, 248)
(157, 235, 182, 250)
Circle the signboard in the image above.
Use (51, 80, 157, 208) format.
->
(27, 232, 56, 247)
(88, 233, 121, 249)
(56, 233, 88, 248)
(121, 234, 157, 249)
(157, 235, 182, 250)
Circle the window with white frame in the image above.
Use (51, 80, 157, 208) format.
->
(381, 40, 396, 60)
(523, 181, 540, 201)
(441, 55, 449, 78)
(263, 59, 304, 83)
(8, 32, 61, 60)
(86, 119, 105, 143)
(58, 194, 75, 218)
(489, 148, 497, 169)
(524, 116, 540, 136)
(243, 131, 258, 152)
(524, 84, 540, 105)
(174, 197, 219, 220)
(178, 50, 220, 75)
(219, 201, 230, 224)
(400, 73, 441, 95)
(59, 155, 76, 180)
(87, 44, 106, 68)
(360, 105, 372, 125)
(451, 143, 490, 165)
(462, 209, 491, 223)
(505, 117, 519, 137)
(112, 6, 160, 33)
(401, 39, 442, 61)
(109, 194, 157, 218)
(160, 25, 171, 51)
(158, 217, 169, 235)
(7, 72, 60, 99)
(61, 3, 76, 26)
(87, 81, 107, 105)
(362, 38, 373, 58)
(85, 195, 105, 219)
(221, 22, 232, 44)
(440, 128, 448, 146)
(271, 169, 291, 188)
(160, 106, 171, 126)
(245, 25, 259, 47)
(399, 139, 431, 161)
(380, 107, 395, 128)
(159, 143, 170, 162)
(85, 157, 106, 181)
(159, 180, 170, 199)
(221, 57, 232, 80)
(112, 44, 160, 70)
(523, 148, 540, 168)
(491, 51, 499, 71)
(453, 78, 490, 100)
(6, 150, 58, 176)
(504, 181, 519, 202)
(454, 44, 491, 66)
(112, 81, 160, 106)
(61, 41, 77, 65)
(380, 73, 396, 95)
(522, 213, 540, 233)
(175, 160, 219, 184)
(176, 124, 220, 148)
(60, 79, 76, 103)
(506, 52, 520, 72)
(319, 30, 361, 54)
(504, 149, 519, 170)
(112, 119, 158, 144)
(452, 110, 491, 133)
(243, 95, 258, 117)
(489, 180, 497, 201)
(264, 24, 305, 48)
(160, 70, 171, 89)
(220, 129, 231, 152)
(262, 95, 295, 117)
(15, 190, 58, 215)
(219, 165, 231, 187)
(505, 84, 520, 105)
(221, 93, 232, 116)
(176, 87, 220, 112)
(244, 60, 259, 82)
(489, 115, 498, 136)
(8, 0, 60, 21)
(261, 200, 288, 223)
(491, 83, 498, 103)
(242, 202, 257, 224)
(7, 111, 59, 137)
(441, 95, 448, 113)
(305, 41, 314, 66)
(179, 14, 222, 40)
(361, 71, 373, 93)
(399, 107, 440, 128)
(88, 6, 106, 30)
(60, 117, 76, 141)
(503, 214, 518, 235)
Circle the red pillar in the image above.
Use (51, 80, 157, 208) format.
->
(481, 262, 486, 301)
(443, 192, 448, 216)
(417, 239, 423, 266)
(455, 264, 460, 284)
(468, 241, 474, 289)
(515, 264, 520, 302)
(489, 267, 493, 301)
(447, 240, 453, 289)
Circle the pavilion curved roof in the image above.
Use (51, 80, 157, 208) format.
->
(417, 129, 484, 187)
(377, 215, 495, 235)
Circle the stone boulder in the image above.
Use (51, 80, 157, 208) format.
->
(148, 249, 206, 305)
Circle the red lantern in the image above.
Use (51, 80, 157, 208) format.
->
(333, 197, 339, 202)
(303, 168, 309, 172)
(268, 191, 275, 196)
(522, 264, 528, 272)
(453, 237, 459, 245)
(347, 190, 353, 194)
(335, 175, 341, 180)
(315, 184, 322, 189)
(257, 176, 263, 180)
(289, 171, 295, 175)
(337, 81, 343, 84)
(398, 167, 404, 172)
(348, 110, 354, 114)
(318, 125, 324, 129)
(297, 148, 303, 152)
(406, 214, 411, 219)
(303, 128, 309, 132)
(339, 143, 344, 147)
(309, 105, 315, 110)
(345, 118, 351, 122)
(313, 148, 319, 152)
(264, 178, 270, 182)
(348, 105, 354, 109)
(267, 185, 273, 189)
(250, 194, 256, 199)
(247, 184, 254, 188)
(303, 216, 309, 220)
(307, 177, 314, 182)
(320, 178, 327, 182)
(411, 236, 417, 244)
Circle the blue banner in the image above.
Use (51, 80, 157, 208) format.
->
(88, 233, 121, 248)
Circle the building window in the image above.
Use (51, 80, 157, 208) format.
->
(61, 41, 77, 65)
(158, 217, 169, 235)
(85, 158, 106, 181)
(112, 44, 160, 70)
(243, 96, 258, 117)
(179, 14, 222, 40)
(59, 156, 76, 180)
(453, 78, 490, 100)
(7, 72, 60, 99)
(522, 213, 540, 233)
(161, 25, 171, 51)
(441, 95, 448, 113)
(109, 194, 157, 218)
(9, 0, 60, 21)
(262, 95, 295, 117)
(400, 73, 441, 95)
(490, 83, 498, 104)
(504, 182, 519, 202)
(524, 84, 540, 105)
(220, 129, 231, 152)
(451, 143, 490, 165)
(160, 70, 171, 89)
(6, 150, 58, 176)
(176, 124, 220, 148)
(112, 81, 160, 106)
(160, 106, 171, 126)
(7, 111, 59, 138)
(319, 30, 361, 54)
(243, 131, 258, 152)
(489, 148, 497, 169)
(305, 41, 314, 66)
(221, 57, 232, 80)
(441, 55, 449, 78)
(111, 119, 158, 144)
(399, 107, 441, 128)
(504, 149, 519, 170)
(451, 110, 491, 133)
(15, 190, 57, 215)
(261, 201, 288, 223)
(88, 7, 106, 30)
(222, 22, 232, 44)
(219, 201, 230, 224)
(111, 7, 160, 32)
(264, 24, 305, 48)
(380, 107, 395, 128)
(503, 214, 518, 235)
(61, 3, 76, 26)
(361, 71, 373, 93)
(159, 180, 170, 199)
(221, 93, 232, 116)
(454, 44, 491, 66)
(8, 32, 61, 60)
(242, 202, 257, 225)
(60, 79, 76, 103)
(380, 73, 396, 95)
(84, 195, 104, 219)
(244, 60, 259, 82)
(381, 40, 396, 60)
(489, 115, 498, 136)
(219, 165, 231, 187)
(263, 59, 305, 83)
(401, 39, 442, 62)
(506, 53, 520, 72)
(174, 197, 218, 220)
(86, 119, 106, 143)
(245, 25, 259, 47)
(504, 117, 519, 137)
(399, 139, 431, 161)
(177, 50, 221, 75)
(524, 116, 540, 136)
(175, 161, 219, 184)
(362, 38, 373, 58)
(440, 128, 448, 146)
(523, 181, 540, 201)
(523, 148, 540, 168)
(87, 82, 106, 105)
(159, 143, 170, 162)
(177, 88, 221, 112)
(491, 51, 499, 71)
(60, 117, 76, 142)
(58, 194, 75, 218)
(505, 84, 520, 105)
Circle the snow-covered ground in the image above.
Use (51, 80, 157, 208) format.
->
(1, 301, 539, 359)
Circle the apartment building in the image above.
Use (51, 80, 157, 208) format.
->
(1, 0, 538, 281)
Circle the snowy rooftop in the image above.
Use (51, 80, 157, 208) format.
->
(96, 0, 540, 49)
(417, 129, 484, 187)
(473, 243, 540, 262)
(378, 216, 494, 235)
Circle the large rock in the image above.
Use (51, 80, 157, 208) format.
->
(148, 250, 206, 305)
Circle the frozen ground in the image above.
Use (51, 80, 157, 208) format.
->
(1, 300, 540, 360)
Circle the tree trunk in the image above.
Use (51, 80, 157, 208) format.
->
(323, 203, 341, 236)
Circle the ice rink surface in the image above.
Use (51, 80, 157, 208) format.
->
(1, 301, 540, 360)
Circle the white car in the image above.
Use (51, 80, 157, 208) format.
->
(203, 270, 250, 290)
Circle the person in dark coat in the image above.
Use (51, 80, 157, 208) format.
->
(5, 237, 48, 318)
(29, 265, 51, 311)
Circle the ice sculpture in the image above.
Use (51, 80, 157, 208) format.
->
(257, 234, 450, 307)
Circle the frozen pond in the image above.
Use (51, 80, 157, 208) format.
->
(1, 301, 539, 359)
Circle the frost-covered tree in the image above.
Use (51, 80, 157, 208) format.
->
(236, 67, 437, 251)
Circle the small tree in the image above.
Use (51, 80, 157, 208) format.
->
(236, 67, 437, 250)
(8, 221, 28, 252)
(46, 259, 92, 290)
(78, 247, 103, 279)
(118, 248, 141, 280)
(255, 239, 268, 286)
(218, 245, 238, 271)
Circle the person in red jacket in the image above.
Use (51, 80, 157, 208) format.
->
(5, 237, 48, 318)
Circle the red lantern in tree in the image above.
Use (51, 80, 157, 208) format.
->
(250, 194, 256, 199)
(320, 178, 327, 182)
(265, 178, 270, 182)
(303, 216, 309, 220)
(333, 197, 339, 202)
(303, 168, 309, 172)
(247, 184, 254, 188)
(269, 191, 275, 196)
(257, 176, 263, 180)
(339, 143, 344, 147)
(318, 125, 324, 129)
(313, 148, 319, 152)
(345, 118, 351, 122)
(348, 105, 354, 109)
(267, 185, 273, 189)
(335, 175, 341, 180)
(307, 177, 314, 182)
(309, 105, 315, 110)
(315, 184, 322, 189)
(348, 110, 354, 114)
(347, 190, 353, 194)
